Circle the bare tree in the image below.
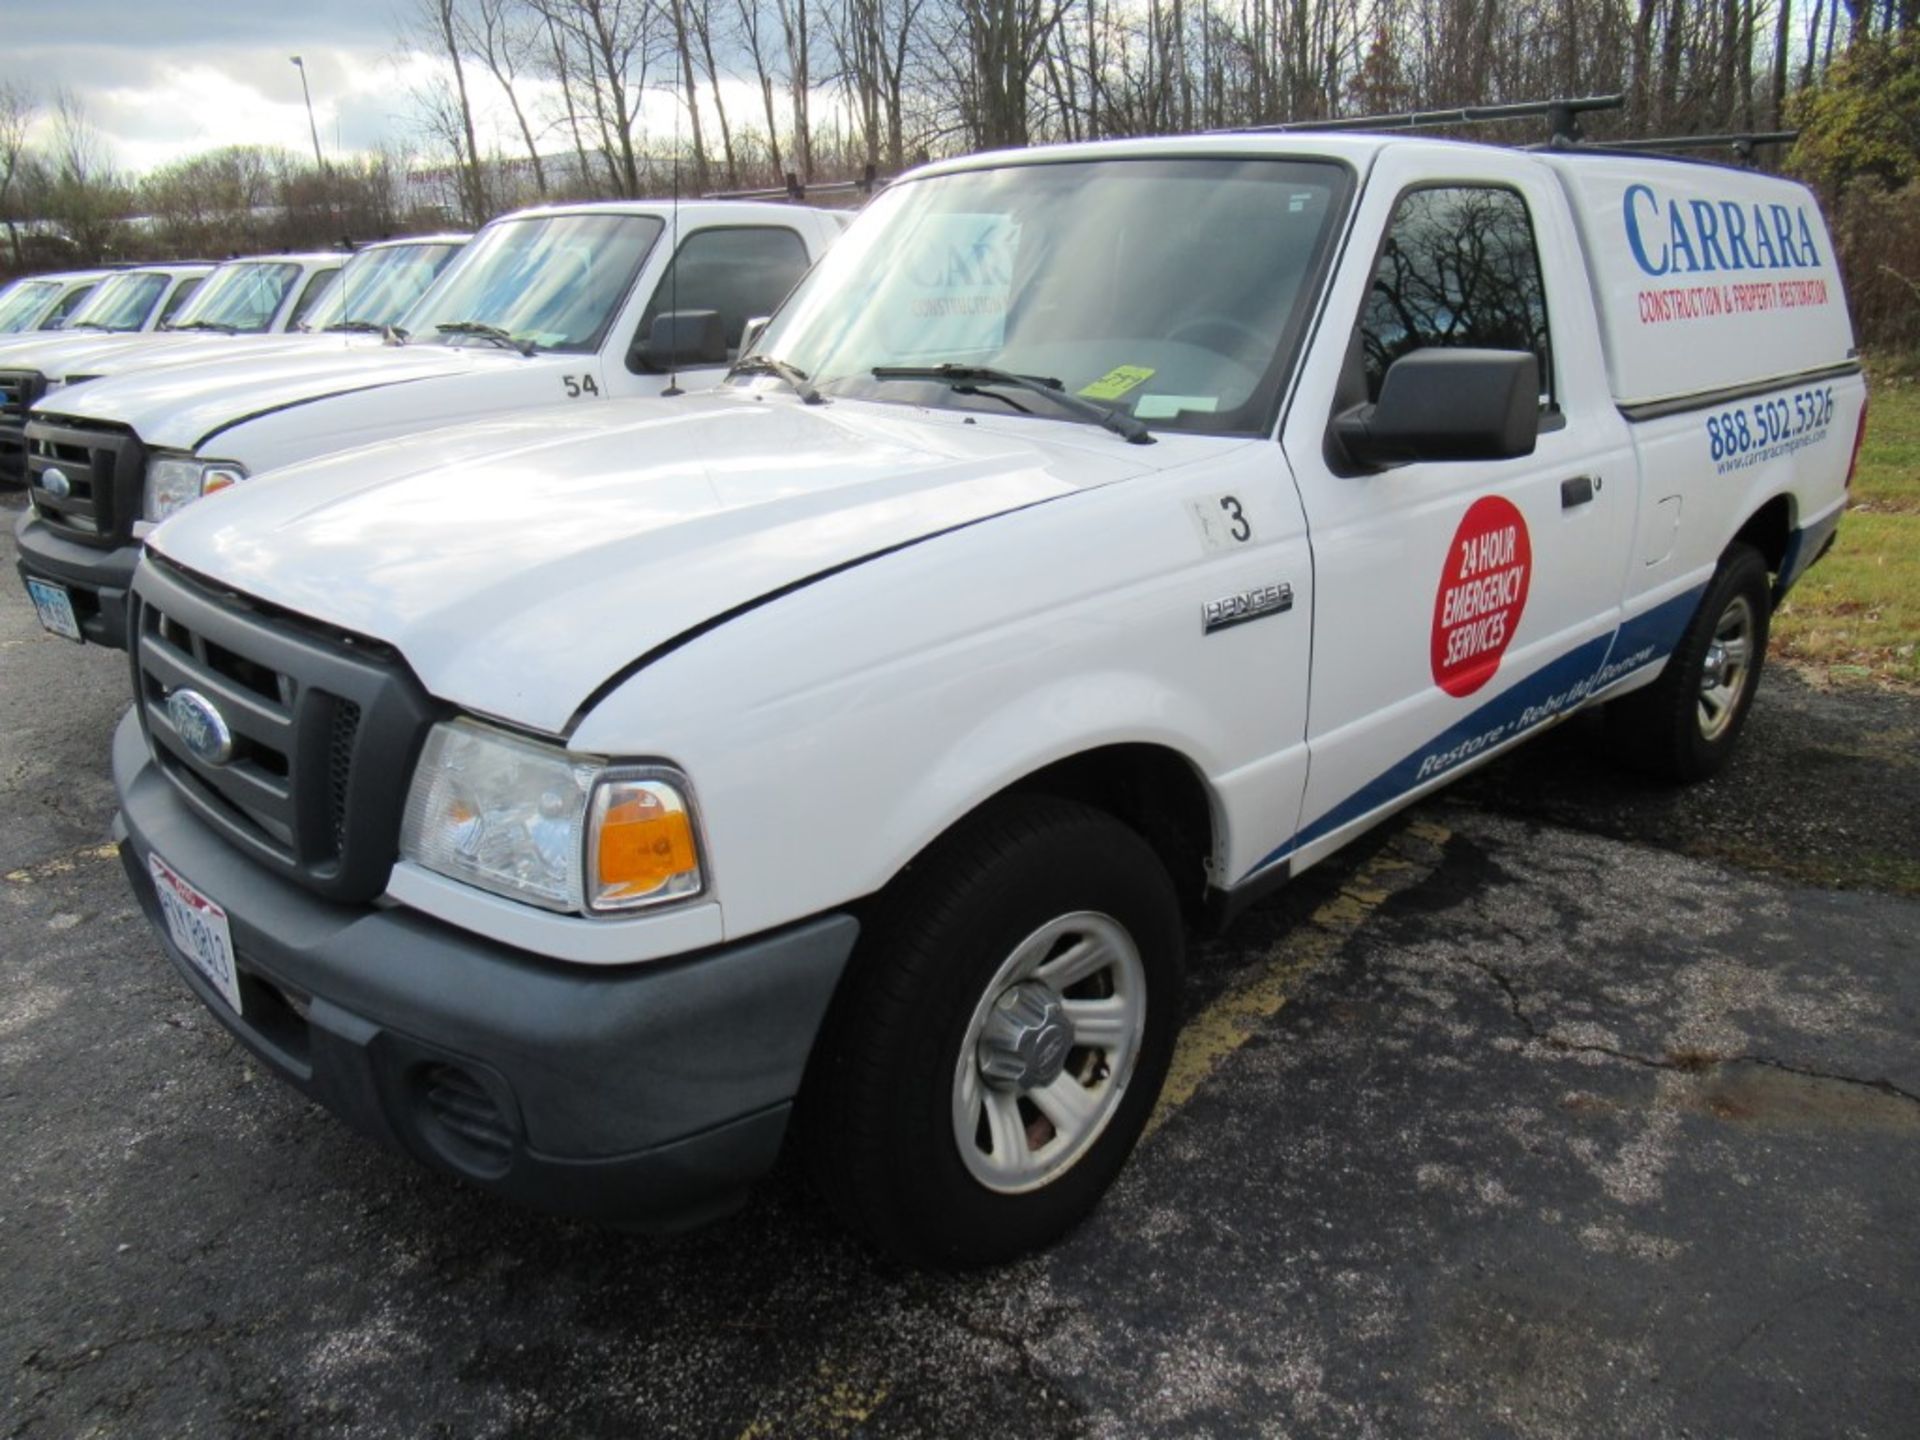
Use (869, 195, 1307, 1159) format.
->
(45, 88, 127, 261)
(0, 82, 35, 267)
(407, 0, 491, 223)
(465, 0, 551, 194)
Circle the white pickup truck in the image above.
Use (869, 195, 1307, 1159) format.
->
(25, 234, 471, 391)
(0, 262, 214, 481)
(107, 131, 1864, 1265)
(0, 267, 108, 333)
(15, 201, 841, 646)
(0, 251, 350, 488)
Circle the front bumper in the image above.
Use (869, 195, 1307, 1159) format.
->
(14, 508, 137, 648)
(113, 710, 859, 1229)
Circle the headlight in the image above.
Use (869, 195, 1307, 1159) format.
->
(143, 456, 247, 522)
(399, 719, 706, 915)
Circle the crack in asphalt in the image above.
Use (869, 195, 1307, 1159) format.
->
(21, 1317, 224, 1377)
(1450, 952, 1920, 1106)
(912, 1281, 1085, 1438)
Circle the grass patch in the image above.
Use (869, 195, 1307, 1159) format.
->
(1771, 369, 1920, 686)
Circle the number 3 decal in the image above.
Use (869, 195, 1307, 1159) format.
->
(562, 374, 601, 398)
(1219, 495, 1251, 543)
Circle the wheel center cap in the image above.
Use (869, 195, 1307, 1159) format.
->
(1702, 640, 1732, 691)
(977, 982, 1073, 1091)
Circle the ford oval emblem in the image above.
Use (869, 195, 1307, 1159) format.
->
(38, 466, 70, 499)
(166, 689, 235, 766)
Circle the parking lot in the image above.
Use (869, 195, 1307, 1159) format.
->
(3, 484, 1916, 1439)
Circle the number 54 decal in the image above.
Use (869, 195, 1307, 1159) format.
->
(562, 374, 601, 398)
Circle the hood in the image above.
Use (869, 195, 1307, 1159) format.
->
(0, 330, 174, 379)
(73, 330, 377, 382)
(45, 342, 523, 450)
(148, 392, 1173, 734)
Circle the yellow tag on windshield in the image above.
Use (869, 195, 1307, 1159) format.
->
(1078, 366, 1156, 401)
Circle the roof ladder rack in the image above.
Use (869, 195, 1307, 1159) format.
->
(1230, 94, 1625, 146)
(1571, 131, 1798, 166)
(705, 164, 883, 204)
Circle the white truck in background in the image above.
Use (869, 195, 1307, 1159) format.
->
(42, 234, 472, 387)
(0, 241, 467, 487)
(0, 268, 110, 333)
(106, 130, 1863, 1264)
(0, 262, 214, 480)
(15, 201, 842, 646)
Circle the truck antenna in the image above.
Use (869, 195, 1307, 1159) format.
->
(663, 55, 685, 399)
(339, 245, 355, 346)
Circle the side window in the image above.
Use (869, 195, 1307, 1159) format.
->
(635, 227, 811, 361)
(288, 268, 339, 328)
(1357, 186, 1553, 406)
(49, 283, 96, 327)
(160, 276, 202, 324)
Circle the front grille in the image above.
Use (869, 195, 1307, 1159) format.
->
(132, 556, 435, 904)
(0, 370, 44, 480)
(0, 369, 42, 426)
(326, 699, 363, 852)
(26, 412, 145, 547)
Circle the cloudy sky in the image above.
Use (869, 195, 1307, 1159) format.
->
(0, 0, 482, 174)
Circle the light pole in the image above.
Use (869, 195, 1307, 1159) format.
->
(289, 56, 325, 171)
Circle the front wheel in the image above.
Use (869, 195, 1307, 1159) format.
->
(1607, 542, 1771, 782)
(802, 796, 1184, 1267)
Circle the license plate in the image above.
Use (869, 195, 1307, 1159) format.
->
(24, 578, 82, 642)
(150, 853, 243, 1015)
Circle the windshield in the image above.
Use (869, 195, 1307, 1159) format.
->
(0, 280, 60, 332)
(298, 241, 465, 331)
(402, 213, 663, 353)
(755, 157, 1349, 436)
(65, 271, 169, 331)
(167, 261, 303, 333)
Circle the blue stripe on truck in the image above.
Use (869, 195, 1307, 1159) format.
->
(1242, 584, 1708, 883)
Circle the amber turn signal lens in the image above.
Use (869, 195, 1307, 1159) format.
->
(591, 778, 703, 909)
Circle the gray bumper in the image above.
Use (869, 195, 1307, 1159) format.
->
(112, 710, 858, 1229)
(14, 508, 137, 648)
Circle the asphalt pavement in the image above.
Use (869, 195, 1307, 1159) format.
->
(4, 487, 1916, 1439)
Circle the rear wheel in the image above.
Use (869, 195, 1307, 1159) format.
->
(1607, 543, 1771, 782)
(802, 796, 1184, 1267)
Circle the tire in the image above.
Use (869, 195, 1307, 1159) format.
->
(801, 795, 1184, 1267)
(1607, 542, 1771, 782)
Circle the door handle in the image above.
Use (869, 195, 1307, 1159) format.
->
(1561, 475, 1597, 509)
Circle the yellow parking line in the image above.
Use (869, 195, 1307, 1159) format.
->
(733, 1361, 889, 1439)
(1145, 820, 1451, 1138)
(4, 841, 119, 885)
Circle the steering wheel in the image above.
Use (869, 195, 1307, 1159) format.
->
(1166, 314, 1269, 367)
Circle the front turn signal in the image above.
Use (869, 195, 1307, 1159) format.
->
(589, 775, 705, 911)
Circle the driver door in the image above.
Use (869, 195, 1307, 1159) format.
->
(1278, 149, 1636, 868)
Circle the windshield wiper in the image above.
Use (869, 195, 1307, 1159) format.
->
(436, 320, 536, 356)
(870, 364, 1153, 444)
(171, 320, 239, 334)
(322, 319, 389, 334)
(728, 354, 823, 404)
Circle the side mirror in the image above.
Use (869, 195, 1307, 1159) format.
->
(632, 309, 729, 372)
(740, 315, 771, 354)
(1334, 349, 1540, 468)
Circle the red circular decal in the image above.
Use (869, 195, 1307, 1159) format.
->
(1431, 496, 1532, 698)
